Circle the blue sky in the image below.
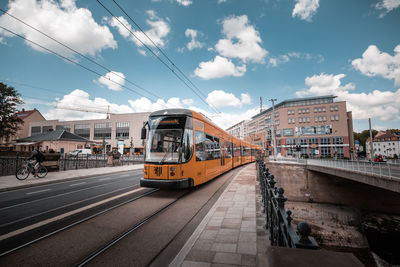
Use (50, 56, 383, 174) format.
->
(0, 0, 399, 131)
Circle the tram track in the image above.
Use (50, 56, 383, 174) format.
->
(0, 187, 159, 258)
(75, 189, 191, 267)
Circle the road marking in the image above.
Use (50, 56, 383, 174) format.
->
(99, 177, 112, 181)
(0, 186, 145, 241)
(0, 174, 142, 211)
(26, 189, 51, 195)
(69, 182, 86, 187)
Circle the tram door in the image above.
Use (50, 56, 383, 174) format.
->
(194, 120, 206, 184)
(220, 137, 224, 167)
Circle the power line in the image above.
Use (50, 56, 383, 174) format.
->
(96, 0, 219, 113)
(0, 8, 173, 107)
(111, 0, 210, 100)
(0, 25, 172, 110)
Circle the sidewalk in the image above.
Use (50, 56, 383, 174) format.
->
(0, 164, 144, 192)
(170, 163, 269, 267)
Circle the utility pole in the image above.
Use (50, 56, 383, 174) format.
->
(369, 118, 374, 160)
(269, 98, 277, 161)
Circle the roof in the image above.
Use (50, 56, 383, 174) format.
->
(251, 95, 337, 119)
(367, 131, 400, 142)
(17, 130, 91, 142)
(149, 109, 193, 117)
(16, 108, 45, 120)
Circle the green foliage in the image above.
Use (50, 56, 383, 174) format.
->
(0, 82, 24, 141)
(354, 129, 379, 152)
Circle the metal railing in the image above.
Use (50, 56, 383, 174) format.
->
(257, 158, 319, 249)
(268, 157, 400, 179)
(59, 154, 144, 171)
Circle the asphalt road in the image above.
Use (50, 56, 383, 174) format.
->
(0, 169, 143, 236)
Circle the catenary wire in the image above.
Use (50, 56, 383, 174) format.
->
(0, 8, 175, 107)
(96, 0, 219, 113)
(0, 25, 172, 109)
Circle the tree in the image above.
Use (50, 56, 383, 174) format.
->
(0, 82, 24, 142)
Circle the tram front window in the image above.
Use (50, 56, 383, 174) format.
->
(145, 116, 193, 164)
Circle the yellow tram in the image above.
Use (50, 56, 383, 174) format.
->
(140, 109, 262, 189)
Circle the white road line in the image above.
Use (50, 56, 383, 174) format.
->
(0, 187, 146, 241)
(0, 184, 140, 229)
(99, 177, 112, 181)
(26, 189, 51, 195)
(69, 182, 86, 187)
(0, 174, 142, 211)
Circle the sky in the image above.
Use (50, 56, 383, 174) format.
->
(0, 0, 399, 132)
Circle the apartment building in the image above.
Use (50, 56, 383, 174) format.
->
(226, 120, 248, 140)
(29, 112, 151, 153)
(366, 131, 400, 159)
(241, 95, 354, 158)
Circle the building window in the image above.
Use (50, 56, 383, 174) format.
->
(333, 137, 343, 144)
(309, 138, 318, 144)
(31, 126, 41, 135)
(43, 125, 53, 132)
(320, 137, 331, 144)
(116, 121, 130, 140)
(300, 138, 307, 145)
(321, 146, 331, 157)
(94, 122, 112, 140)
(56, 125, 71, 132)
(75, 123, 90, 139)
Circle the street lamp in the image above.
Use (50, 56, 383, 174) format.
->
(269, 98, 277, 161)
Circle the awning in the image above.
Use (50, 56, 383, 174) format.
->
(8, 142, 39, 146)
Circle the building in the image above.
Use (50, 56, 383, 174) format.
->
(242, 95, 354, 159)
(1, 108, 46, 144)
(366, 131, 400, 159)
(12, 130, 92, 154)
(29, 112, 151, 153)
(226, 120, 248, 140)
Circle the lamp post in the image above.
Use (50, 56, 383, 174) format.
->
(269, 98, 277, 161)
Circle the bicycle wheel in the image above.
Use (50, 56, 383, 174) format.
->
(16, 167, 29, 180)
(37, 165, 48, 178)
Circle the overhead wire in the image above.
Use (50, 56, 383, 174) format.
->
(96, 0, 220, 114)
(0, 8, 176, 109)
(0, 25, 173, 110)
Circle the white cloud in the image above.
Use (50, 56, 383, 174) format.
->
(0, 0, 116, 58)
(107, 10, 170, 48)
(96, 71, 126, 91)
(269, 55, 290, 67)
(177, 0, 193, 6)
(292, 0, 320, 21)
(182, 98, 194, 105)
(185, 29, 204, 51)
(375, 0, 400, 17)
(194, 56, 246, 79)
(351, 44, 400, 85)
(215, 15, 268, 63)
(269, 52, 324, 67)
(189, 106, 259, 130)
(45, 89, 133, 121)
(128, 96, 196, 112)
(296, 73, 400, 121)
(218, 0, 227, 3)
(206, 90, 252, 108)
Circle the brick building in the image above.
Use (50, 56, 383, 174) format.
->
(227, 95, 355, 159)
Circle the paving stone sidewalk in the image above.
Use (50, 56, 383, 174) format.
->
(170, 163, 269, 267)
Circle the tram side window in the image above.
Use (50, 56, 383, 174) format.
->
(214, 137, 221, 159)
(225, 141, 232, 158)
(182, 129, 194, 162)
(234, 144, 240, 157)
(205, 134, 214, 160)
(195, 130, 206, 161)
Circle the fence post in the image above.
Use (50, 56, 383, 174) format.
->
(86, 154, 89, 169)
(15, 153, 19, 174)
(388, 163, 392, 178)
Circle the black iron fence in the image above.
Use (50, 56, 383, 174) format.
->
(257, 158, 319, 249)
(59, 154, 144, 171)
(0, 155, 26, 176)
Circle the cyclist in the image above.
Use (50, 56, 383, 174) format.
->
(28, 148, 45, 177)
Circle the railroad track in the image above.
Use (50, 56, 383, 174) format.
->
(75, 189, 191, 266)
(0, 187, 159, 258)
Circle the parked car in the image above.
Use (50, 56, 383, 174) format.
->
(68, 149, 92, 156)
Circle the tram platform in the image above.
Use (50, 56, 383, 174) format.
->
(169, 163, 269, 266)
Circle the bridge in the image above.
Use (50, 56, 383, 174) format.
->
(271, 158, 400, 193)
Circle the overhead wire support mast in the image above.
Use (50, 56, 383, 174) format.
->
(0, 25, 172, 110)
(0, 8, 173, 108)
(97, 0, 220, 114)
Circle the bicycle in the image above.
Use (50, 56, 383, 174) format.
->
(16, 160, 48, 180)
